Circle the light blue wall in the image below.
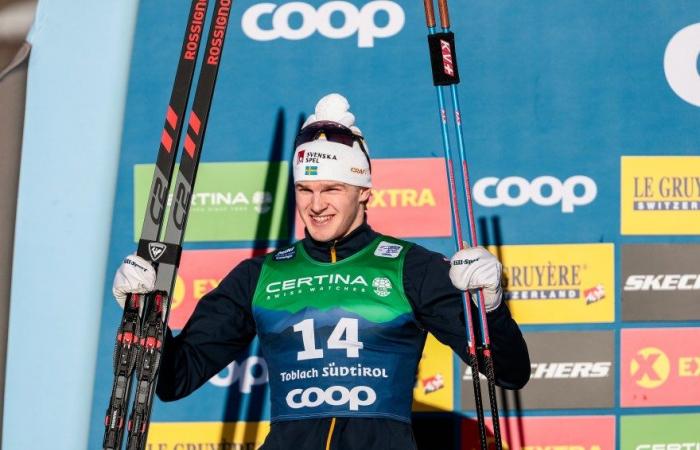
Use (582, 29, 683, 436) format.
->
(3, 1, 138, 449)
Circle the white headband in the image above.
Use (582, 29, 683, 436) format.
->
(293, 139, 371, 188)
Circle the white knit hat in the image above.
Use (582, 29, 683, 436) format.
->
(293, 93, 372, 188)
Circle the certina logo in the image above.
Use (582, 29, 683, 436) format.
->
(169, 191, 273, 213)
(630, 347, 671, 389)
(209, 356, 269, 393)
(474, 175, 597, 213)
(265, 273, 368, 298)
(372, 277, 392, 297)
(625, 274, 700, 291)
(665, 23, 700, 106)
(631, 175, 700, 211)
(286, 385, 376, 410)
(636, 444, 700, 450)
(530, 362, 611, 379)
(242, 1, 405, 48)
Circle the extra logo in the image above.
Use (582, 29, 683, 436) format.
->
(374, 241, 403, 258)
(241, 1, 405, 48)
(621, 157, 700, 235)
(630, 347, 671, 389)
(148, 242, 167, 261)
(622, 328, 700, 407)
(371, 277, 392, 297)
(473, 175, 597, 213)
(286, 385, 376, 410)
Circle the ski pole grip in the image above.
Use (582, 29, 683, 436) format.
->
(437, 0, 450, 29)
(423, 0, 436, 28)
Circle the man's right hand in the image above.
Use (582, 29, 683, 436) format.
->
(112, 254, 156, 308)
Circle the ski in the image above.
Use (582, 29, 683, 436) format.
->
(124, 0, 233, 448)
(103, 1, 209, 449)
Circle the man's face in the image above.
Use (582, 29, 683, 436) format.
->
(295, 180, 371, 242)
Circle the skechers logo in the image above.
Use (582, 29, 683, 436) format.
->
(624, 274, 700, 291)
(241, 1, 405, 48)
(286, 385, 376, 410)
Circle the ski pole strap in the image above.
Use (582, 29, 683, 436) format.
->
(137, 239, 183, 266)
(427, 32, 460, 86)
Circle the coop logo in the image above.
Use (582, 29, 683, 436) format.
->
(209, 356, 269, 393)
(531, 361, 611, 379)
(665, 23, 700, 106)
(286, 385, 376, 410)
(473, 175, 597, 213)
(241, 0, 405, 48)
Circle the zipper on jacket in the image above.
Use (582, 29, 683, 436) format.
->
(325, 417, 337, 450)
(330, 240, 337, 263)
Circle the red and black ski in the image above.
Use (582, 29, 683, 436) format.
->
(103, 0, 233, 449)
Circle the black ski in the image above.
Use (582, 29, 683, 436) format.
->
(103, 1, 209, 449)
(125, 0, 233, 448)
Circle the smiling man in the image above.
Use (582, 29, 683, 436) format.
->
(113, 93, 530, 450)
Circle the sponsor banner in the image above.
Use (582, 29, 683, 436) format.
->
(461, 331, 614, 410)
(170, 248, 268, 329)
(461, 416, 615, 450)
(295, 158, 451, 239)
(621, 328, 700, 407)
(134, 162, 289, 242)
(622, 244, 700, 321)
(621, 156, 700, 235)
(147, 421, 270, 449)
(620, 413, 700, 450)
(494, 243, 615, 324)
(413, 333, 454, 411)
(473, 175, 598, 213)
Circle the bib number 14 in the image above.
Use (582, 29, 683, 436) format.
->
(293, 318, 363, 361)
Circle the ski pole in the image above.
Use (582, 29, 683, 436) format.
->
(420, 0, 488, 448)
(432, 0, 504, 446)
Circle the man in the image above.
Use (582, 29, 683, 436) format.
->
(113, 93, 530, 449)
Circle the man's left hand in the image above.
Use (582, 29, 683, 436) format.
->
(449, 246, 503, 312)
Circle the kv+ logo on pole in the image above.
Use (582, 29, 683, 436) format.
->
(242, 0, 405, 47)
